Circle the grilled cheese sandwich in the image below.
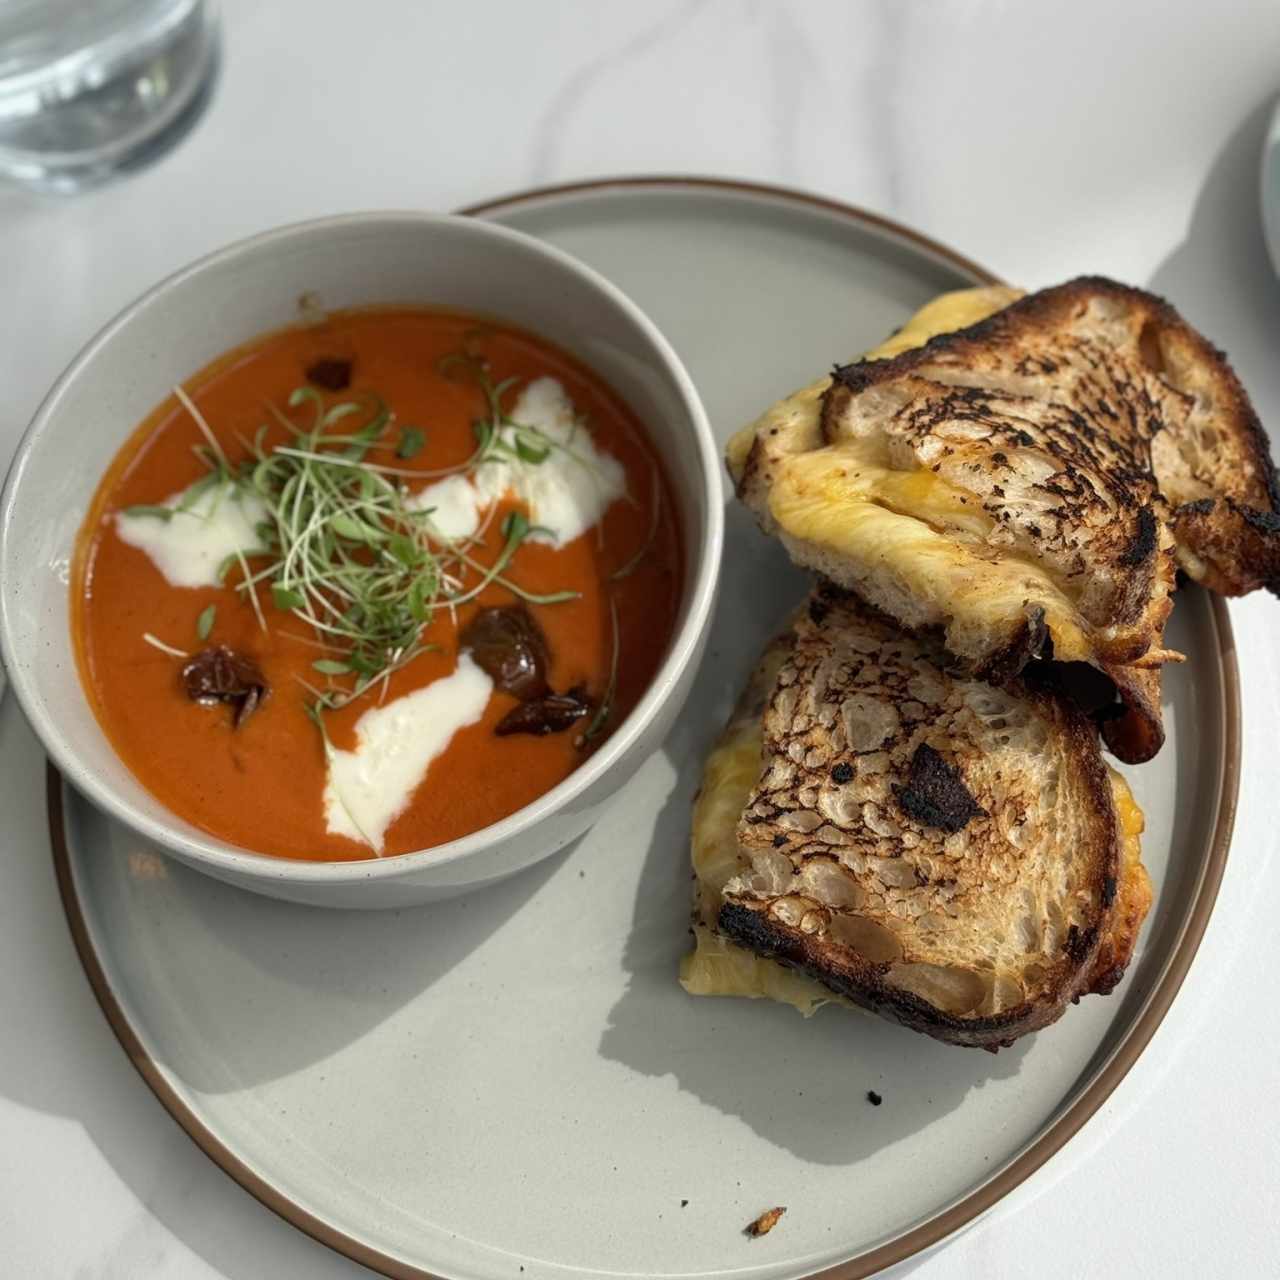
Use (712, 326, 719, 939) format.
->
(682, 588, 1150, 1047)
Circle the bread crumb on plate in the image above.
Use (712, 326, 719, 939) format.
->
(745, 1206, 786, 1238)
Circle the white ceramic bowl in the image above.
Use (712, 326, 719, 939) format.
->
(0, 212, 721, 908)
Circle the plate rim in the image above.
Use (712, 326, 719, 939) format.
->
(46, 175, 1242, 1280)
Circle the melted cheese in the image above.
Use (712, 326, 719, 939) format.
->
(1108, 767, 1146, 876)
(769, 441, 1092, 662)
(724, 285, 1023, 484)
(679, 709, 839, 1016)
(864, 285, 1024, 361)
(729, 284, 1095, 664)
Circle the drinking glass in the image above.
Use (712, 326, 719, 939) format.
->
(0, 0, 219, 192)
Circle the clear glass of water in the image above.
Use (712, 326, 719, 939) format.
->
(0, 0, 219, 193)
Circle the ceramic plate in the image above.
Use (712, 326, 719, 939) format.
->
(44, 179, 1238, 1280)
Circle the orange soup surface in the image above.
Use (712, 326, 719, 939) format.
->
(73, 308, 683, 860)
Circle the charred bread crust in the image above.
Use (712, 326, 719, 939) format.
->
(1098, 661, 1165, 764)
(717, 876, 1110, 1052)
(975, 605, 1050, 683)
(1171, 496, 1280, 597)
(716, 899, 1059, 1050)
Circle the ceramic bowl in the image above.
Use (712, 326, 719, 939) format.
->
(0, 212, 721, 907)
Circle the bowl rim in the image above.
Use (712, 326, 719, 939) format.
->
(0, 209, 722, 883)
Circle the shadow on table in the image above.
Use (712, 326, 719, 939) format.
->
(597, 503, 1030, 1185)
(1148, 93, 1280, 448)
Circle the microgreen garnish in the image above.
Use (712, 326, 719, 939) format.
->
(396, 426, 426, 460)
(311, 658, 351, 676)
(174, 384, 230, 472)
(142, 632, 190, 659)
(441, 353, 608, 485)
(234, 547, 267, 633)
(122, 504, 174, 522)
(579, 595, 619, 746)
(196, 604, 217, 642)
(611, 460, 662, 582)
(163, 359, 601, 738)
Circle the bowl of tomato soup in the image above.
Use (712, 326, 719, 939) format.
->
(0, 213, 720, 907)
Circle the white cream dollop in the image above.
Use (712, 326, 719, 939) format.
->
(406, 377, 626, 548)
(409, 473, 482, 542)
(115, 480, 267, 589)
(323, 653, 494, 854)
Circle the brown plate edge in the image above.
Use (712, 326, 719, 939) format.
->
(459, 174, 1002, 288)
(45, 176, 1241, 1280)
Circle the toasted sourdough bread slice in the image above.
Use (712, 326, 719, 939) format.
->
(684, 586, 1150, 1050)
(680, 622, 847, 1016)
(730, 278, 1279, 763)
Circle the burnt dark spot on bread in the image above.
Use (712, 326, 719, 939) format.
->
(982, 606, 1049, 682)
(1064, 923, 1098, 965)
(1233, 501, 1280, 535)
(1100, 661, 1166, 763)
(831, 761, 854, 784)
(1177, 497, 1215, 516)
(1102, 875, 1118, 907)
(772, 833, 788, 848)
(893, 744, 987, 834)
(717, 896, 1088, 1051)
(1088, 963, 1126, 996)
(718, 900, 790, 957)
(1118, 506, 1158, 567)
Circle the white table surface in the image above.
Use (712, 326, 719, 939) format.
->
(3, 2, 1280, 1277)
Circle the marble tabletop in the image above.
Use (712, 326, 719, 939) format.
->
(3, 1, 1280, 1276)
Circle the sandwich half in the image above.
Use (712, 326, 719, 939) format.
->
(681, 586, 1150, 1050)
(728, 278, 1279, 762)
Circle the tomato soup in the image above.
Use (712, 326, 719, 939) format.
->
(73, 308, 682, 860)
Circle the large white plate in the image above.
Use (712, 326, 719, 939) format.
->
(47, 179, 1237, 1280)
